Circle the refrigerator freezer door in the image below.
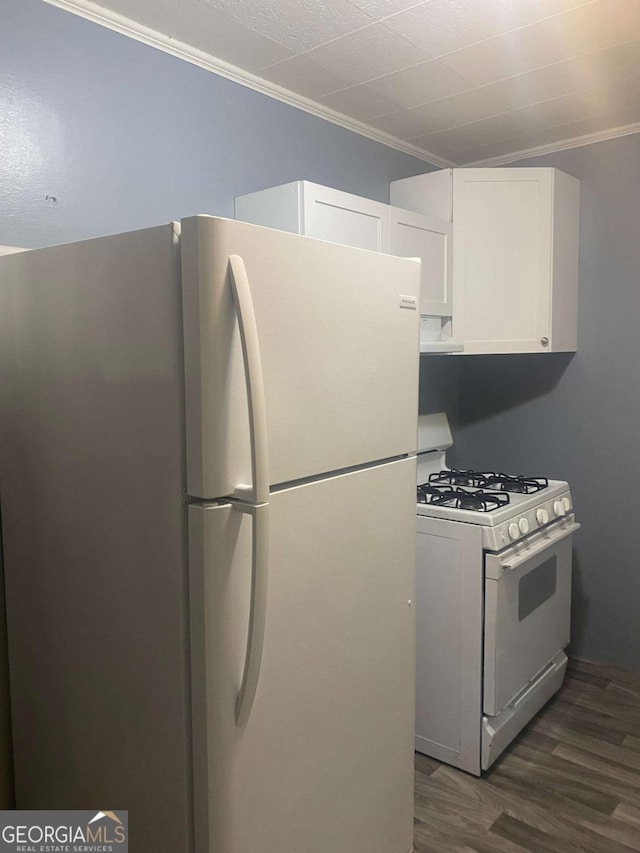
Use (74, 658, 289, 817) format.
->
(181, 215, 420, 499)
(189, 457, 416, 853)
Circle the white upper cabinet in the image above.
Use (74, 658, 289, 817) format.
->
(235, 180, 389, 252)
(389, 206, 452, 318)
(391, 168, 580, 354)
(236, 181, 459, 353)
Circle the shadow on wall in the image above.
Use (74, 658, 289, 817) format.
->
(418, 355, 460, 420)
(456, 352, 575, 426)
(567, 547, 588, 660)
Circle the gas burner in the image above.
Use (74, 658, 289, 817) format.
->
(428, 469, 486, 488)
(428, 469, 549, 495)
(479, 473, 549, 494)
(417, 485, 510, 512)
(417, 484, 452, 504)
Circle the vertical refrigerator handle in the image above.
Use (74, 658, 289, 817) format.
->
(228, 255, 269, 505)
(233, 501, 269, 727)
(228, 254, 270, 726)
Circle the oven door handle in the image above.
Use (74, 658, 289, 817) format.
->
(501, 521, 581, 571)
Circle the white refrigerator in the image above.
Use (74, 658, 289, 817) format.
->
(0, 216, 420, 853)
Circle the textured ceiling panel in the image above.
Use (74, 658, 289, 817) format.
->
(77, 0, 294, 69)
(459, 103, 640, 163)
(297, 22, 430, 84)
(381, 0, 596, 59)
(315, 85, 400, 120)
(57, 0, 640, 165)
(259, 54, 356, 98)
(202, 0, 373, 51)
(481, 43, 640, 110)
(393, 88, 512, 136)
(362, 60, 477, 111)
(347, 0, 430, 17)
(439, 1, 640, 85)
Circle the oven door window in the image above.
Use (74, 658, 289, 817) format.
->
(519, 556, 557, 621)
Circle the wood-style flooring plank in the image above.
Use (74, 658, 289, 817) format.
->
(613, 800, 640, 829)
(413, 817, 474, 853)
(486, 764, 640, 853)
(413, 657, 640, 852)
(490, 813, 576, 853)
(552, 743, 640, 791)
(623, 735, 640, 753)
(509, 741, 640, 804)
(569, 658, 640, 691)
(463, 831, 531, 853)
(537, 701, 628, 746)
(531, 716, 640, 772)
(545, 691, 636, 740)
(414, 773, 501, 834)
(432, 762, 610, 842)
(415, 752, 442, 777)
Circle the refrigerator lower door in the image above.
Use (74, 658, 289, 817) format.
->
(181, 215, 420, 499)
(188, 457, 416, 853)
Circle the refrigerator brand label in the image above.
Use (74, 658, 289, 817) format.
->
(398, 294, 417, 310)
(0, 811, 128, 853)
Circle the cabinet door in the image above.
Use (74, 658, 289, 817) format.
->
(389, 206, 452, 317)
(302, 183, 390, 252)
(454, 168, 552, 353)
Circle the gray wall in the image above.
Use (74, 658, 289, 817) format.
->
(0, 0, 432, 249)
(455, 133, 640, 673)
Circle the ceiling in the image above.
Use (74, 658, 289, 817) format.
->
(48, 0, 640, 166)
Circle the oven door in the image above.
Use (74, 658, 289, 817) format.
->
(483, 517, 579, 716)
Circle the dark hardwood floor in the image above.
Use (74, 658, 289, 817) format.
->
(414, 657, 640, 853)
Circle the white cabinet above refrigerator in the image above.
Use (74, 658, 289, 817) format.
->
(235, 181, 461, 353)
(391, 167, 580, 355)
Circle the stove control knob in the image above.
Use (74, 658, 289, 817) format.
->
(553, 500, 566, 518)
(562, 496, 571, 512)
(519, 517, 530, 535)
(536, 508, 549, 526)
(508, 522, 520, 541)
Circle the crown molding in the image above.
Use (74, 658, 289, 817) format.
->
(462, 121, 640, 167)
(41, 0, 454, 169)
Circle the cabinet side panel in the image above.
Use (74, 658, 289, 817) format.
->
(235, 181, 302, 234)
(391, 170, 453, 221)
(551, 170, 580, 352)
(389, 207, 452, 315)
(0, 227, 193, 851)
(415, 516, 483, 775)
(303, 183, 390, 251)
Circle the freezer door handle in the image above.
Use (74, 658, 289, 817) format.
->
(233, 500, 270, 726)
(229, 254, 270, 505)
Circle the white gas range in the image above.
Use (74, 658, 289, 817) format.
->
(414, 414, 580, 775)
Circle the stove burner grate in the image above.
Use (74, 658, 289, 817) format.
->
(428, 469, 486, 488)
(417, 484, 510, 512)
(428, 469, 548, 494)
(479, 473, 549, 494)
